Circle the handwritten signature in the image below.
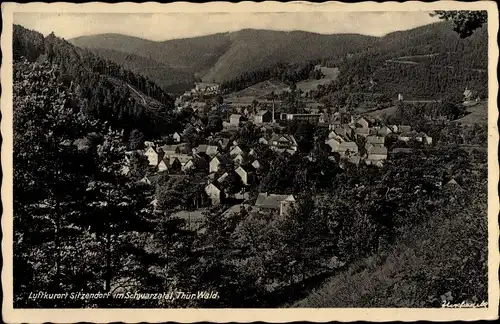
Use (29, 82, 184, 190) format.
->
(442, 300, 488, 308)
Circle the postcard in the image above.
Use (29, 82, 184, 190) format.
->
(1, 1, 499, 322)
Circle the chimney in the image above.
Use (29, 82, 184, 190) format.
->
(272, 100, 276, 123)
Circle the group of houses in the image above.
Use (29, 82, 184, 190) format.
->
(324, 116, 432, 167)
(123, 133, 286, 211)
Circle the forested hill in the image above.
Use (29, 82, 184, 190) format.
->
(70, 21, 487, 101)
(70, 29, 379, 84)
(13, 24, 179, 138)
(86, 47, 196, 94)
(307, 21, 488, 107)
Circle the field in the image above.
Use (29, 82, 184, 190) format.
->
(225, 79, 287, 101)
(224, 66, 339, 108)
(364, 105, 398, 119)
(295, 66, 340, 91)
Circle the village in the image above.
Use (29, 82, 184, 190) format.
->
(11, 8, 490, 312)
(120, 81, 440, 228)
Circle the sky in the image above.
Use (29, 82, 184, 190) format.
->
(14, 11, 440, 41)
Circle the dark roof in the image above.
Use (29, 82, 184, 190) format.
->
(256, 110, 270, 116)
(195, 144, 209, 153)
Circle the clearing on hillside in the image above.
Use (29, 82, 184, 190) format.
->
(224, 66, 339, 107)
(455, 101, 488, 126)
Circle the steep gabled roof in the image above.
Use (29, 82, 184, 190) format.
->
(206, 145, 219, 157)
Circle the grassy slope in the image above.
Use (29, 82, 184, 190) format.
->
(224, 66, 340, 105)
(293, 184, 487, 308)
(455, 101, 489, 126)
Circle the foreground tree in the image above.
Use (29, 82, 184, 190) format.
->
(431, 10, 487, 38)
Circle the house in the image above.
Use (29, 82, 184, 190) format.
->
(254, 193, 296, 217)
(168, 154, 192, 167)
(218, 138, 231, 150)
(423, 134, 433, 145)
(415, 132, 433, 145)
(355, 117, 370, 129)
(195, 82, 220, 93)
(209, 156, 222, 173)
(445, 178, 463, 190)
(234, 166, 248, 185)
(258, 136, 269, 145)
(121, 165, 130, 176)
(254, 110, 272, 124)
(233, 153, 245, 165)
(327, 130, 338, 139)
(282, 113, 322, 124)
(398, 125, 412, 133)
(332, 127, 349, 139)
(230, 114, 243, 126)
(145, 147, 160, 166)
(182, 156, 208, 172)
(325, 138, 341, 152)
(248, 148, 256, 156)
(366, 136, 385, 147)
(354, 128, 370, 138)
(365, 159, 384, 168)
(217, 172, 229, 183)
(206, 145, 219, 158)
(230, 145, 244, 157)
(365, 143, 375, 154)
(139, 176, 152, 186)
(388, 125, 399, 133)
(367, 146, 388, 161)
(210, 154, 231, 173)
(377, 126, 392, 137)
(172, 132, 181, 143)
(398, 93, 404, 101)
(463, 88, 475, 102)
(158, 159, 169, 172)
(192, 144, 209, 156)
(204, 183, 222, 205)
(338, 141, 358, 156)
(139, 174, 161, 186)
(269, 134, 298, 152)
(161, 144, 188, 156)
(251, 160, 261, 169)
(398, 131, 416, 142)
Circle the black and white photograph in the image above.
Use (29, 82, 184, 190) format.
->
(1, 1, 499, 322)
